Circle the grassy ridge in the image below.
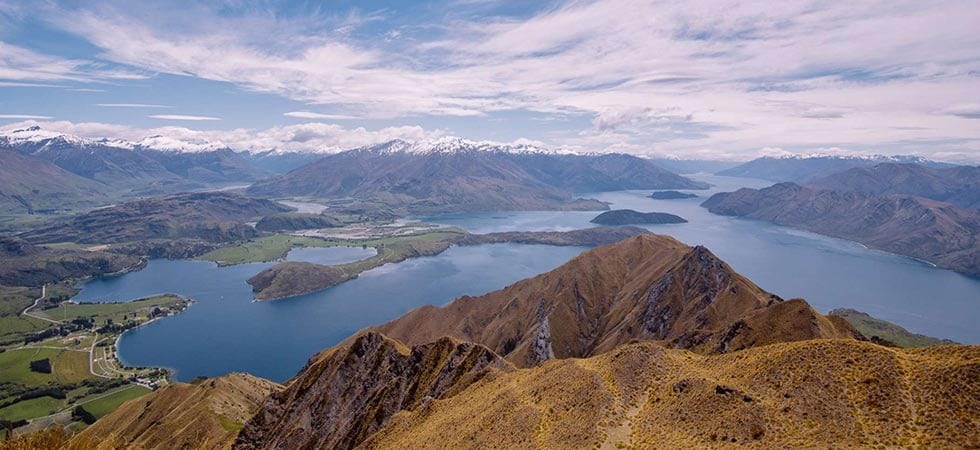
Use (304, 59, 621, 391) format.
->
(829, 308, 955, 348)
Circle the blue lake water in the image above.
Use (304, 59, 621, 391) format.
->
(71, 173, 980, 382)
(73, 244, 587, 382)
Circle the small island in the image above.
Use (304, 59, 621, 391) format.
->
(649, 190, 698, 200)
(590, 209, 687, 226)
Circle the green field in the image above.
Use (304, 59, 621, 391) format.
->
(0, 396, 61, 421)
(197, 234, 338, 265)
(80, 385, 151, 418)
(0, 348, 95, 386)
(36, 294, 187, 324)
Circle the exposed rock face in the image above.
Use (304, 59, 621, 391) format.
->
(370, 234, 857, 367)
(75, 373, 281, 450)
(590, 209, 688, 225)
(234, 332, 510, 450)
(701, 182, 980, 276)
(20, 192, 292, 244)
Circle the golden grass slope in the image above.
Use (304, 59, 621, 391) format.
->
(363, 339, 980, 449)
(74, 373, 281, 450)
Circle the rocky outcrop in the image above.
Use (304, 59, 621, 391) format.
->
(590, 209, 688, 225)
(75, 373, 281, 450)
(234, 332, 510, 450)
(370, 234, 858, 367)
(702, 183, 980, 276)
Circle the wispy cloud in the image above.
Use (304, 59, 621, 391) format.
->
(148, 114, 220, 121)
(98, 103, 171, 108)
(0, 114, 53, 119)
(284, 111, 358, 120)
(0, 41, 147, 83)
(16, 0, 980, 159)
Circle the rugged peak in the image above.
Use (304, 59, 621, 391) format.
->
(234, 332, 509, 450)
(371, 233, 857, 367)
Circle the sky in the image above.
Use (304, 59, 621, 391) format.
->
(0, 0, 978, 161)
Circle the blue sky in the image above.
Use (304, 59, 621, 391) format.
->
(0, 0, 978, 161)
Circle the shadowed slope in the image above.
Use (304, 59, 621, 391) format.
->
(234, 332, 510, 450)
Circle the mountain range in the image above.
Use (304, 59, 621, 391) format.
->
(702, 183, 980, 276)
(20, 192, 292, 244)
(72, 234, 978, 449)
(0, 126, 315, 214)
(717, 155, 952, 182)
(808, 163, 980, 209)
(248, 138, 708, 213)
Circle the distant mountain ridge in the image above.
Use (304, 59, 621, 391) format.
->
(248, 139, 708, 213)
(717, 154, 953, 182)
(702, 183, 980, 276)
(20, 192, 292, 244)
(808, 163, 980, 209)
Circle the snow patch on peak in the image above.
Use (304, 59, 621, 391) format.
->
(357, 136, 567, 155)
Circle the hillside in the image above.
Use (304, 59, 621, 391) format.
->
(829, 308, 957, 348)
(20, 192, 292, 244)
(235, 333, 509, 449)
(75, 373, 280, 450)
(247, 138, 707, 213)
(360, 339, 978, 449)
(717, 155, 949, 182)
(701, 183, 980, 276)
(369, 234, 857, 367)
(590, 209, 687, 225)
(0, 237, 141, 287)
(808, 163, 980, 209)
(0, 151, 111, 215)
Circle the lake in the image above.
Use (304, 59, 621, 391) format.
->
(71, 174, 980, 382)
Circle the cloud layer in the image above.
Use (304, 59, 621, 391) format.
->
(1, 1, 978, 160)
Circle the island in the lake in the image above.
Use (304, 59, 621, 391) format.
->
(590, 209, 688, 226)
(649, 190, 698, 200)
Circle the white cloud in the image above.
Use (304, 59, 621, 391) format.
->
(148, 114, 221, 121)
(0, 41, 147, 83)
(0, 119, 446, 154)
(0, 114, 53, 119)
(283, 111, 358, 120)
(98, 103, 171, 108)
(18, 0, 980, 160)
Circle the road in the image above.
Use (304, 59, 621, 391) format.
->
(20, 284, 61, 324)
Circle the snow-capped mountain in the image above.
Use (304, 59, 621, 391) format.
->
(717, 154, 952, 182)
(352, 136, 563, 156)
